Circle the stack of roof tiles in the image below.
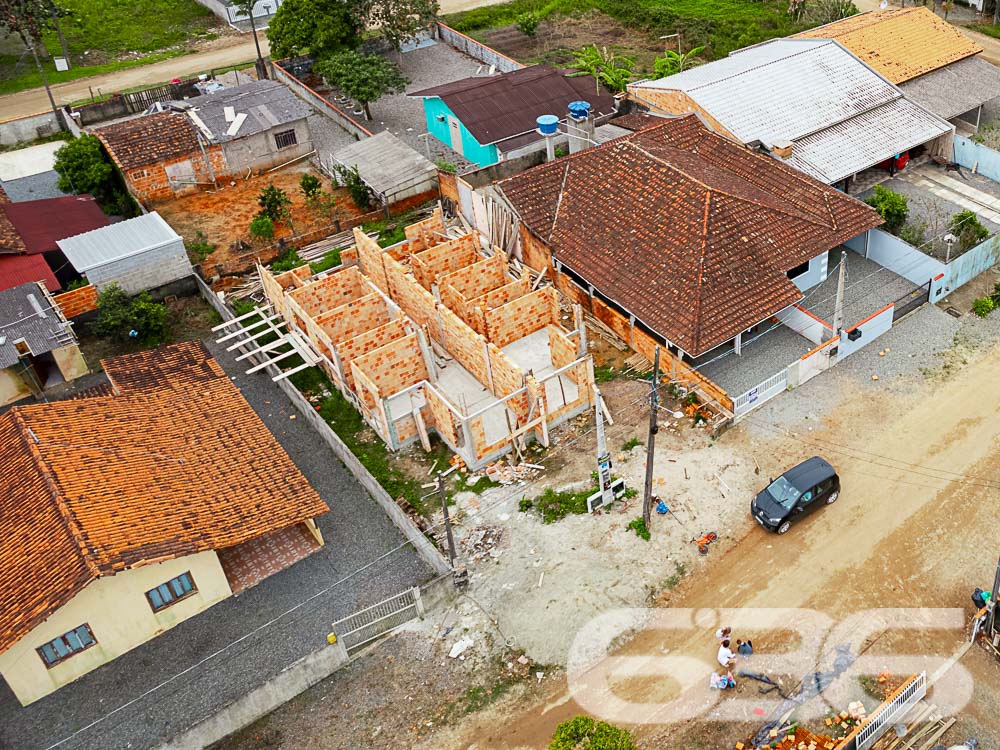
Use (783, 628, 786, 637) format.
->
(497, 115, 882, 356)
(0, 341, 328, 655)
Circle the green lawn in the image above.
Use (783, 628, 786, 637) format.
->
(1, 0, 218, 95)
(968, 22, 1000, 39)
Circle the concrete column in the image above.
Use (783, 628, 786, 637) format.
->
(734, 332, 742, 356)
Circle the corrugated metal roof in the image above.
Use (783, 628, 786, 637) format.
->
(57, 212, 181, 273)
(1, 195, 109, 254)
(781, 98, 953, 184)
(333, 131, 436, 197)
(794, 7, 981, 84)
(190, 80, 312, 142)
(900, 56, 1000, 120)
(0, 254, 59, 293)
(631, 38, 954, 183)
(0, 281, 70, 367)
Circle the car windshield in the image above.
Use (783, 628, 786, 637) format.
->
(766, 476, 801, 509)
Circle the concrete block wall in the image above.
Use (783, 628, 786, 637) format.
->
(411, 235, 479, 291)
(350, 333, 427, 400)
(484, 286, 558, 347)
(315, 294, 388, 345)
(53, 284, 98, 318)
(288, 266, 365, 317)
(384, 255, 440, 342)
(85, 239, 193, 295)
(335, 319, 408, 390)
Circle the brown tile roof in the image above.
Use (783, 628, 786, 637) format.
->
(0, 183, 26, 255)
(794, 7, 981, 83)
(410, 65, 617, 148)
(497, 115, 882, 356)
(0, 341, 328, 655)
(609, 112, 668, 132)
(93, 112, 201, 171)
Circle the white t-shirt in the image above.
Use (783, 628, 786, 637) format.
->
(718, 645, 735, 666)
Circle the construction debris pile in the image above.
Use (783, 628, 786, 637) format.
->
(460, 526, 503, 563)
(484, 461, 541, 485)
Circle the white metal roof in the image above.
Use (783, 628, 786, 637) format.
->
(57, 212, 181, 273)
(781, 98, 953, 184)
(333, 131, 436, 198)
(632, 38, 953, 182)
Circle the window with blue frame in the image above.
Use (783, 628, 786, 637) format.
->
(145, 572, 197, 612)
(37, 624, 97, 667)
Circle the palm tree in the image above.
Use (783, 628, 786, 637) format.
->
(568, 45, 635, 95)
(234, 0, 268, 79)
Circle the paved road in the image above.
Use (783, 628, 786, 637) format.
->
(0, 37, 269, 120)
(0, 336, 433, 750)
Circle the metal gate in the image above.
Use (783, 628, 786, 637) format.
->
(331, 587, 424, 653)
(732, 369, 788, 420)
(855, 672, 926, 750)
(893, 281, 930, 322)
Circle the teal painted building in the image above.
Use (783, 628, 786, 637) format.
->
(410, 65, 616, 169)
(421, 97, 499, 168)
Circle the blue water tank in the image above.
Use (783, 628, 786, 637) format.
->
(568, 100, 591, 120)
(536, 114, 559, 135)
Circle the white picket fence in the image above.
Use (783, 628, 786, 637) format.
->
(732, 369, 788, 420)
(331, 587, 425, 653)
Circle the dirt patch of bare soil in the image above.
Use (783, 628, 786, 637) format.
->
(152, 166, 367, 268)
(482, 11, 666, 70)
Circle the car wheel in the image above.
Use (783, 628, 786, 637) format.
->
(777, 520, 791, 535)
(826, 490, 840, 505)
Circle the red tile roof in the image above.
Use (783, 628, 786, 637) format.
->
(0, 253, 60, 292)
(94, 112, 201, 171)
(1, 195, 109, 254)
(498, 115, 882, 356)
(0, 341, 329, 655)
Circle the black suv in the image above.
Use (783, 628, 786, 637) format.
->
(750, 456, 840, 535)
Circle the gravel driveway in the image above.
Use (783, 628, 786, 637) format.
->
(0, 337, 434, 750)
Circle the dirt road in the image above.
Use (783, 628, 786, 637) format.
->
(0, 37, 267, 120)
(444, 343, 1000, 748)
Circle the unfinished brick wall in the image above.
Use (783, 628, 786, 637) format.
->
(438, 170, 459, 203)
(335, 318, 408, 389)
(520, 226, 553, 272)
(355, 229, 390, 294)
(484, 286, 559, 348)
(316, 293, 388, 345)
(424, 384, 460, 447)
(121, 147, 228, 204)
(592, 297, 632, 343)
(556, 270, 592, 307)
(350, 333, 427, 400)
(547, 324, 580, 384)
(288, 266, 365, 317)
(410, 234, 479, 290)
(404, 207, 444, 246)
(53, 284, 98, 318)
(439, 305, 491, 390)
(487, 343, 529, 423)
(476, 279, 530, 313)
(384, 254, 440, 341)
(439, 254, 506, 301)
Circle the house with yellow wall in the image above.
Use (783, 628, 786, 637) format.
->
(0, 341, 329, 706)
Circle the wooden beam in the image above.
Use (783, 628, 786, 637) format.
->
(216, 312, 282, 342)
(245, 347, 298, 373)
(411, 393, 432, 452)
(211, 306, 269, 331)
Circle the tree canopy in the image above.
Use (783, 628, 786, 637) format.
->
(53, 135, 114, 197)
(267, 0, 360, 59)
(358, 0, 438, 52)
(315, 50, 408, 120)
(0, 0, 60, 43)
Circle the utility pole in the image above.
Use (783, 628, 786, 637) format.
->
(27, 37, 61, 126)
(641, 346, 660, 530)
(594, 384, 614, 508)
(436, 472, 458, 568)
(47, 0, 69, 67)
(831, 251, 847, 338)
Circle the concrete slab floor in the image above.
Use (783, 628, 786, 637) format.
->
(805, 249, 917, 327)
(502, 328, 580, 411)
(0, 141, 64, 181)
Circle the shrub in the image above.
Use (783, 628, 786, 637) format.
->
(335, 164, 373, 211)
(626, 517, 650, 541)
(271, 248, 305, 273)
(622, 437, 642, 451)
(435, 159, 457, 173)
(66, 278, 89, 291)
(257, 183, 292, 222)
(550, 716, 636, 750)
(898, 222, 926, 248)
(536, 486, 592, 523)
(91, 283, 168, 347)
(515, 11, 540, 35)
(972, 296, 995, 318)
(186, 230, 217, 262)
(309, 248, 342, 274)
(866, 185, 908, 234)
(249, 214, 275, 243)
(299, 173, 322, 199)
(950, 210, 990, 251)
(519, 497, 533, 512)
